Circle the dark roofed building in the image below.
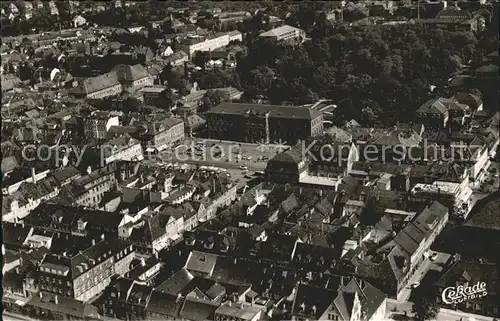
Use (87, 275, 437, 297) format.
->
(290, 277, 387, 321)
(25, 291, 101, 320)
(146, 290, 184, 320)
(24, 203, 126, 237)
(206, 102, 323, 144)
(265, 144, 308, 183)
(452, 92, 483, 111)
(36, 236, 135, 302)
(416, 98, 450, 128)
(3, 222, 34, 250)
(81, 72, 122, 99)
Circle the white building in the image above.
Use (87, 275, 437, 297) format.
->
(259, 25, 305, 43)
(409, 181, 473, 217)
(181, 31, 242, 58)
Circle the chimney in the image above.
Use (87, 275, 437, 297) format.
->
(92, 239, 96, 246)
(31, 167, 37, 184)
(54, 295, 59, 305)
(141, 258, 146, 267)
(228, 300, 232, 307)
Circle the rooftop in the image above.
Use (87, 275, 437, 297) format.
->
(208, 102, 321, 120)
(260, 25, 302, 38)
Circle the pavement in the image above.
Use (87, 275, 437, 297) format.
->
(158, 138, 288, 173)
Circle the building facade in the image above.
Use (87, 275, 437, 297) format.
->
(206, 103, 323, 144)
(37, 239, 135, 302)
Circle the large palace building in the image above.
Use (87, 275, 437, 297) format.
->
(205, 102, 324, 144)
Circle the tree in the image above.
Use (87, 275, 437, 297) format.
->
(156, 89, 175, 110)
(199, 90, 224, 113)
(192, 51, 210, 68)
(411, 292, 439, 321)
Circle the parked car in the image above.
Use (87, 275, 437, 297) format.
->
(430, 253, 439, 261)
(411, 281, 420, 288)
(239, 165, 248, 170)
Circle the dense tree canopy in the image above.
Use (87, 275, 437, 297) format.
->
(236, 24, 488, 126)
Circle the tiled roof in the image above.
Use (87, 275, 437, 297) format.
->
(3, 222, 33, 248)
(146, 290, 183, 317)
(114, 64, 151, 83)
(179, 298, 218, 321)
(260, 25, 301, 38)
(83, 71, 120, 94)
(27, 292, 100, 319)
(435, 261, 498, 307)
(1, 155, 19, 173)
(417, 98, 449, 114)
(1, 74, 22, 92)
(185, 250, 218, 275)
(2, 176, 59, 215)
(156, 268, 194, 294)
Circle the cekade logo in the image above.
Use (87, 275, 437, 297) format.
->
(441, 282, 488, 304)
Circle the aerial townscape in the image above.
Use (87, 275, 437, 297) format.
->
(1, 1, 499, 321)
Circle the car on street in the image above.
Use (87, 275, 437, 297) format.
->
(239, 165, 248, 170)
(411, 281, 420, 288)
(430, 253, 439, 261)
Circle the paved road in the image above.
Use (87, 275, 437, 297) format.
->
(144, 157, 257, 191)
(435, 308, 494, 321)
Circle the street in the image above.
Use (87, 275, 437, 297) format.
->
(3, 311, 38, 321)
